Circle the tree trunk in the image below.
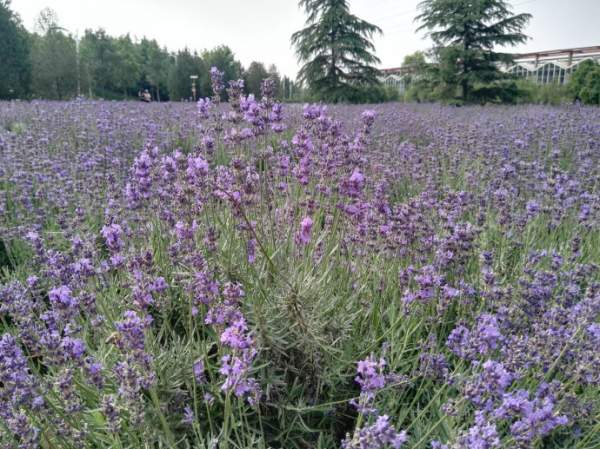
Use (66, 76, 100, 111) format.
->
(462, 39, 470, 103)
(330, 29, 337, 94)
(462, 77, 469, 103)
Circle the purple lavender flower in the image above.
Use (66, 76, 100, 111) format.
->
(457, 412, 499, 449)
(193, 359, 206, 383)
(101, 223, 124, 252)
(0, 334, 40, 448)
(182, 405, 195, 425)
(345, 168, 366, 198)
(210, 66, 225, 101)
(361, 110, 376, 131)
(48, 285, 79, 312)
(351, 354, 387, 414)
(473, 314, 503, 355)
(101, 395, 121, 433)
(465, 360, 514, 406)
(247, 238, 257, 264)
(447, 325, 471, 358)
(60, 336, 86, 361)
(115, 310, 152, 352)
(220, 317, 254, 350)
(296, 216, 313, 246)
(447, 314, 503, 360)
(494, 383, 568, 445)
(186, 154, 209, 183)
(342, 415, 408, 449)
(219, 354, 261, 405)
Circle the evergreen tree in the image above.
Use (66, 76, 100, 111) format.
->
(416, 0, 531, 103)
(282, 76, 293, 101)
(168, 49, 206, 101)
(267, 64, 283, 99)
(0, 0, 31, 99)
(291, 0, 382, 102)
(244, 61, 269, 97)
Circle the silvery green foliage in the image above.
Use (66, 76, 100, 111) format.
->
(1, 82, 599, 448)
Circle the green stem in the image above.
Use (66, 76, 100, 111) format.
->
(150, 388, 176, 447)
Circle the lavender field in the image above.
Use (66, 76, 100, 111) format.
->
(1, 76, 600, 449)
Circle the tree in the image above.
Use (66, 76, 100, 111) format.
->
(400, 51, 428, 89)
(403, 51, 427, 68)
(168, 49, 206, 101)
(396, 51, 438, 102)
(416, 0, 531, 103)
(80, 30, 157, 100)
(282, 76, 293, 101)
(0, 0, 31, 99)
(569, 60, 600, 105)
(244, 61, 269, 97)
(79, 29, 123, 98)
(34, 6, 59, 34)
(291, 0, 382, 102)
(267, 64, 283, 99)
(139, 38, 170, 101)
(30, 9, 78, 99)
(201, 45, 243, 100)
(114, 35, 142, 98)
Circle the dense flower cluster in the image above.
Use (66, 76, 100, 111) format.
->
(345, 353, 409, 449)
(342, 415, 408, 449)
(1, 74, 599, 449)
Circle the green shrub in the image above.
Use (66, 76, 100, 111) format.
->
(568, 60, 600, 105)
(514, 80, 570, 105)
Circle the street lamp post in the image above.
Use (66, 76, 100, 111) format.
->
(190, 75, 198, 101)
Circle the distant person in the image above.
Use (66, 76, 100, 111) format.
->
(142, 89, 151, 103)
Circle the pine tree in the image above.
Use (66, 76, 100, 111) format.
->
(291, 0, 382, 102)
(267, 64, 282, 99)
(416, 0, 531, 103)
(244, 61, 269, 97)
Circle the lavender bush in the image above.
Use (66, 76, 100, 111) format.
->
(1, 72, 599, 449)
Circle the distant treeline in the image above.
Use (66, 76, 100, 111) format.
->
(3, 0, 599, 105)
(396, 51, 600, 106)
(0, 3, 300, 101)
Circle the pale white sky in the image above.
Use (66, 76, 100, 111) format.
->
(11, 0, 600, 79)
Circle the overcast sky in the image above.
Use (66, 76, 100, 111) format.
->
(11, 0, 600, 78)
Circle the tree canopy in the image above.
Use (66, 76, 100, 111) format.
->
(569, 60, 600, 105)
(0, 4, 254, 101)
(244, 62, 269, 97)
(29, 9, 78, 100)
(291, 0, 382, 102)
(416, 0, 531, 103)
(168, 49, 207, 101)
(0, 0, 31, 99)
(201, 46, 243, 100)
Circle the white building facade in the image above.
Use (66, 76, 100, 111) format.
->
(380, 45, 600, 91)
(379, 67, 413, 94)
(500, 46, 600, 85)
